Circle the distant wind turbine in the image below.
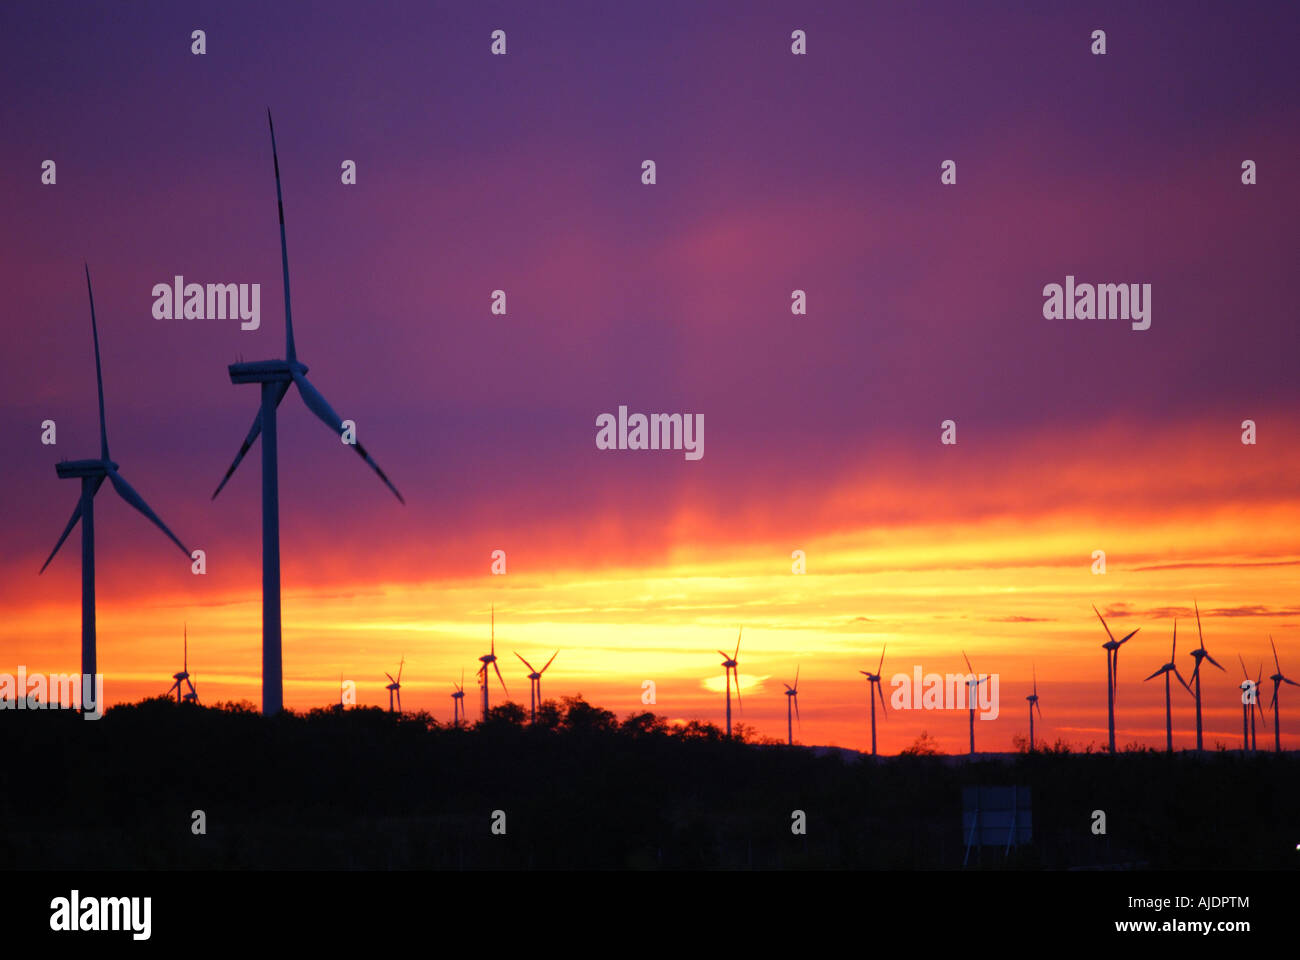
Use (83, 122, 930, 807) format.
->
(1143, 619, 1193, 753)
(783, 665, 801, 746)
(961, 650, 990, 756)
(451, 669, 466, 726)
(1025, 665, 1042, 751)
(166, 625, 199, 704)
(717, 629, 742, 738)
(514, 650, 558, 722)
(477, 606, 508, 718)
(211, 111, 404, 716)
(41, 266, 191, 704)
(1237, 655, 1266, 752)
(1093, 605, 1138, 753)
(859, 646, 888, 756)
(1188, 602, 1225, 751)
(1267, 636, 1297, 752)
(385, 656, 404, 713)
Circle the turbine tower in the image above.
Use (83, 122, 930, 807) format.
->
(166, 625, 199, 704)
(1025, 665, 1042, 751)
(41, 265, 191, 705)
(211, 112, 404, 716)
(1093, 605, 1137, 754)
(859, 645, 888, 756)
(1238, 654, 1266, 752)
(782, 665, 800, 746)
(514, 650, 558, 722)
(385, 656, 404, 713)
(1267, 636, 1296, 752)
(961, 651, 990, 756)
(1188, 602, 1225, 751)
(477, 606, 508, 718)
(451, 669, 466, 726)
(717, 629, 742, 738)
(1143, 620, 1193, 753)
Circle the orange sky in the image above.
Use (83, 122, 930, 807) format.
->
(7, 413, 1299, 754)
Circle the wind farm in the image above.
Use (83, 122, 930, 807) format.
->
(6, 0, 1300, 883)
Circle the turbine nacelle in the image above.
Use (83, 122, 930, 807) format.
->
(54, 458, 118, 478)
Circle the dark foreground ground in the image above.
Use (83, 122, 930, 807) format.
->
(2, 697, 1295, 869)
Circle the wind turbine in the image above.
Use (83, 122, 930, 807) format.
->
(782, 665, 801, 746)
(385, 656, 404, 713)
(211, 111, 404, 716)
(1025, 665, 1042, 751)
(1267, 636, 1296, 752)
(477, 606, 508, 718)
(514, 650, 558, 722)
(1188, 602, 1225, 751)
(166, 625, 199, 704)
(1238, 654, 1266, 752)
(1143, 620, 1193, 753)
(859, 646, 888, 756)
(41, 265, 191, 706)
(451, 669, 466, 726)
(961, 651, 990, 756)
(1092, 604, 1138, 753)
(717, 629, 742, 738)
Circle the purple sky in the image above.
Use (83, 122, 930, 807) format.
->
(2, 0, 1297, 579)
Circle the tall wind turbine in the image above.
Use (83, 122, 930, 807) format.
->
(1143, 620, 1193, 753)
(1188, 602, 1225, 751)
(514, 650, 558, 722)
(961, 651, 990, 756)
(1267, 636, 1296, 752)
(41, 265, 191, 704)
(385, 656, 404, 713)
(717, 629, 742, 738)
(211, 112, 404, 715)
(451, 669, 466, 727)
(1093, 605, 1138, 753)
(782, 665, 800, 746)
(1025, 665, 1042, 751)
(166, 625, 199, 704)
(477, 606, 508, 718)
(859, 646, 888, 756)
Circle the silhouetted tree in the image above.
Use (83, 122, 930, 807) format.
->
(561, 695, 616, 733)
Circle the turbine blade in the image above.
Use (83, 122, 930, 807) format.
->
(1194, 600, 1204, 649)
(1034, 700, 1043, 719)
(291, 370, 405, 504)
(793, 693, 800, 725)
(267, 109, 297, 363)
(1270, 636, 1280, 673)
(1143, 667, 1163, 682)
(1092, 604, 1116, 643)
(107, 469, 189, 558)
(1284, 677, 1300, 688)
(540, 651, 558, 674)
(39, 489, 96, 573)
(1239, 653, 1249, 680)
(877, 679, 889, 718)
(1118, 629, 1138, 645)
(962, 650, 974, 675)
(396, 657, 404, 683)
(385, 672, 395, 684)
(719, 651, 731, 661)
(1171, 619, 1177, 661)
(211, 382, 290, 499)
(84, 264, 109, 460)
(734, 628, 741, 661)
(877, 644, 886, 675)
(514, 652, 536, 673)
(1205, 652, 1225, 672)
(492, 660, 508, 695)
(732, 667, 741, 708)
(793, 664, 799, 689)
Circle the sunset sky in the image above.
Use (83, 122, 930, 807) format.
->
(2, 1, 1298, 753)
